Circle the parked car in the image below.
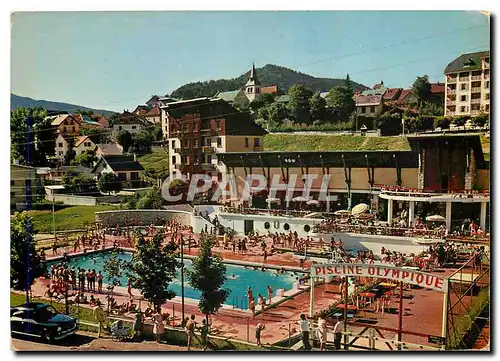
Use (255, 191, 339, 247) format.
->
(11, 303, 78, 343)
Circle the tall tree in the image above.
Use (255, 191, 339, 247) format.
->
(103, 250, 127, 311)
(131, 130, 154, 155)
(71, 150, 98, 168)
(187, 234, 229, 325)
(249, 93, 276, 111)
(98, 172, 123, 194)
(412, 75, 432, 110)
(11, 212, 44, 292)
(309, 92, 326, 122)
(325, 75, 355, 122)
(63, 136, 76, 165)
(287, 84, 313, 124)
(127, 233, 180, 308)
(116, 130, 133, 153)
(136, 186, 165, 209)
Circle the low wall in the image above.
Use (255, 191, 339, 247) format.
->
(47, 194, 122, 206)
(95, 209, 191, 227)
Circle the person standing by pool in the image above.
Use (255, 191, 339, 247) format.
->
(317, 316, 327, 351)
(78, 268, 85, 292)
(267, 285, 273, 305)
(151, 307, 165, 343)
(258, 294, 266, 313)
(200, 318, 211, 350)
(333, 316, 344, 350)
(255, 323, 265, 346)
(247, 286, 254, 304)
(133, 310, 144, 340)
(185, 314, 197, 351)
(127, 279, 133, 298)
(298, 314, 311, 350)
(249, 299, 256, 316)
(97, 271, 103, 293)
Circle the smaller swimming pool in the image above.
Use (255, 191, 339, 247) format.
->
(46, 251, 300, 309)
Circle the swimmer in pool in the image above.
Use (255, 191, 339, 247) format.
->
(228, 274, 239, 280)
(261, 267, 266, 272)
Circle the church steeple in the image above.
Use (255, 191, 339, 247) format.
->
(245, 62, 261, 102)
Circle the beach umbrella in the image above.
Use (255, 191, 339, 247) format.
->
(334, 209, 351, 216)
(426, 215, 446, 222)
(292, 196, 309, 202)
(351, 203, 369, 216)
(266, 197, 280, 203)
(306, 199, 320, 206)
(356, 213, 374, 221)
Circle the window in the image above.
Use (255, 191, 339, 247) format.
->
(245, 138, 249, 148)
(194, 139, 199, 148)
(485, 81, 490, 89)
(460, 95, 467, 102)
(283, 223, 290, 231)
(360, 106, 366, 113)
(118, 126, 122, 130)
(485, 93, 490, 100)
(461, 83, 467, 90)
(10, 180, 15, 186)
(254, 138, 260, 147)
(485, 104, 490, 112)
(248, 87, 252, 93)
(171, 156, 176, 165)
(58, 143, 63, 147)
(58, 151, 63, 156)
(130, 172, 139, 180)
(216, 120, 221, 130)
(217, 137, 222, 148)
(72, 126, 75, 133)
(304, 225, 311, 232)
(460, 106, 468, 113)
(370, 106, 375, 113)
(10, 191, 15, 197)
(117, 173, 126, 181)
(132, 126, 137, 130)
(63, 126, 67, 133)
(264, 222, 270, 229)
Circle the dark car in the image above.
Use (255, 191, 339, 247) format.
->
(11, 303, 78, 343)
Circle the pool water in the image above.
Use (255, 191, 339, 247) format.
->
(46, 251, 298, 309)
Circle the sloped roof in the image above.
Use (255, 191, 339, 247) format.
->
(145, 106, 160, 117)
(354, 94, 382, 106)
(113, 111, 148, 126)
(361, 86, 386, 96)
(81, 115, 101, 126)
(50, 114, 70, 126)
(320, 92, 329, 99)
(396, 89, 416, 104)
(74, 136, 91, 147)
(97, 143, 123, 155)
(134, 105, 152, 116)
(216, 90, 243, 103)
(383, 88, 402, 101)
(260, 85, 278, 94)
(444, 51, 489, 74)
(92, 155, 144, 173)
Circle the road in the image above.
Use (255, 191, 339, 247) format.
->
(11, 332, 196, 352)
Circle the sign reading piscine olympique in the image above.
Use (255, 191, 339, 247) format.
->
(311, 263, 448, 293)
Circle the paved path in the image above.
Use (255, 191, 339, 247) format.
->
(12, 332, 197, 352)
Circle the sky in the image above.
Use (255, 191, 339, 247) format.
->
(11, 11, 490, 112)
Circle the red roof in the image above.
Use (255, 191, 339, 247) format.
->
(354, 94, 382, 106)
(383, 88, 402, 101)
(396, 89, 413, 104)
(430, 82, 445, 94)
(260, 85, 278, 94)
(145, 105, 160, 117)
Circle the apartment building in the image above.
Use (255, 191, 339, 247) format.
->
(160, 97, 267, 181)
(444, 51, 490, 116)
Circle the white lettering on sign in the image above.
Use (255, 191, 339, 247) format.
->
(311, 263, 448, 293)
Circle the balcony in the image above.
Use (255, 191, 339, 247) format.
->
(174, 147, 181, 153)
(471, 75, 482, 81)
(201, 163, 216, 171)
(471, 98, 481, 104)
(471, 87, 481, 93)
(459, 77, 469, 82)
(447, 77, 457, 84)
(447, 89, 456, 95)
(201, 146, 216, 154)
(484, 74, 490, 80)
(200, 128, 215, 136)
(447, 100, 456, 106)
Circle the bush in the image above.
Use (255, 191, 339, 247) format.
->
(269, 121, 353, 132)
(472, 113, 489, 127)
(418, 116, 435, 131)
(375, 112, 402, 136)
(434, 116, 451, 130)
(30, 200, 70, 211)
(452, 115, 468, 127)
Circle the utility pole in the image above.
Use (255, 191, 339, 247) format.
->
(25, 114, 32, 304)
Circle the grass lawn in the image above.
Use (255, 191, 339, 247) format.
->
(138, 149, 169, 174)
(27, 205, 122, 233)
(264, 134, 411, 152)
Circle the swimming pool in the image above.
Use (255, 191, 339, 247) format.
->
(46, 251, 298, 309)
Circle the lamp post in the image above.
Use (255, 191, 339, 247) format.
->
(52, 193, 56, 239)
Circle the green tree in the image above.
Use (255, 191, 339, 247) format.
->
(98, 172, 123, 194)
(62, 172, 97, 193)
(116, 130, 133, 153)
(127, 233, 180, 308)
(132, 130, 154, 155)
(11, 212, 44, 292)
(309, 92, 326, 122)
(249, 93, 275, 111)
(71, 150, 98, 168)
(288, 84, 313, 124)
(63, 136, 76, 165)
(472, 113, 489, 127)
(187, 234, 229, 325)
(325, 75, 355, 122)
(103, 250, 127, 311)
(412, 75, 432, 110)
(80, 128, 110, 144)
(136, 186, 165, 209)
(11, 107, 54, 166)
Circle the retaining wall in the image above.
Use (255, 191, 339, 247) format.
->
(95, 209, 191, 227)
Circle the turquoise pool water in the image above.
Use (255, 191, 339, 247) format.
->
(46, 251, 299, 309)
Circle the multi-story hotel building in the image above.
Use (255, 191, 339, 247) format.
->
(160, 97, 267, 181)
(444, 51, 490, 116)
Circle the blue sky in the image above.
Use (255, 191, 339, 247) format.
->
(11, 11, 489, 112)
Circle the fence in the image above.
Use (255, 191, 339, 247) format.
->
(446, 251, 490, 349)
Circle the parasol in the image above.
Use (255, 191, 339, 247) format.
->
(425, 215, 446, 222)
(351, 203, 369, 216)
